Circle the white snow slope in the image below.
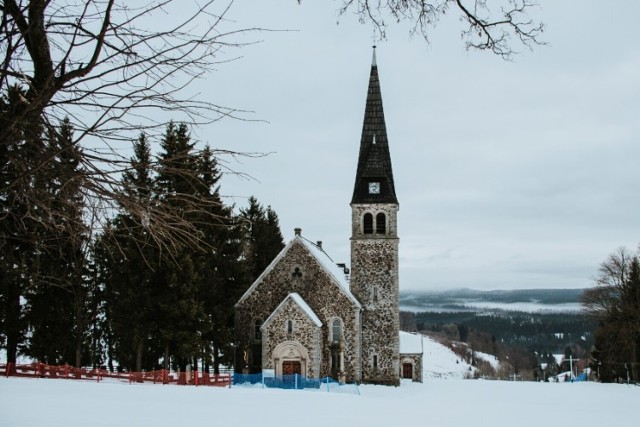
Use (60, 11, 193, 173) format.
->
(1, 336, 637, 427)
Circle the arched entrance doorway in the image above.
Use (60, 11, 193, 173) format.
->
(272, 341, 309, 377)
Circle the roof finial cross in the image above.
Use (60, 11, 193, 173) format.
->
(372, 45, 377, 67)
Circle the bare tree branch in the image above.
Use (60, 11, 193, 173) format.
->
(331, 0, 545, 59)
(1, 0, 262, 255)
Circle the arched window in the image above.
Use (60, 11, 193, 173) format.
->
(373, 286, 379, 302)
(363, 213, 373, 234)
(254, 319, 262, 341)
(376, 213, 386, 234)
(287, 320, 293, 335)
(332, 319, 342, 343)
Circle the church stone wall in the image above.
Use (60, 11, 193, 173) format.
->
(235, 240, 362, 381)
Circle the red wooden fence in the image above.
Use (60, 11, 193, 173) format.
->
(0, 362, 231, 387)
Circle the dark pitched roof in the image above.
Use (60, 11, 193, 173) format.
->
(351, 49, 398, 205)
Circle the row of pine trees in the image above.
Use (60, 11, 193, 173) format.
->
(1, 118, 285, 373)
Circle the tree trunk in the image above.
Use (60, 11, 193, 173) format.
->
(164, 343, 170, 371)
(106, 326, 114, 372)
(136, 342, 143, 372)
(213, 346, 220, 375)
(75, 341, 82, 368)
(5, 281, 21, 368)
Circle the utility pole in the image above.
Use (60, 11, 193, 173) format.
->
(567, 355, 578, 381)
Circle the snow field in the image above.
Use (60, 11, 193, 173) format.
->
(1, 336, 637, 427)
(1, 376, 638, 427)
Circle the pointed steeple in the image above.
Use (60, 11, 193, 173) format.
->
(351, 47, 398, 205)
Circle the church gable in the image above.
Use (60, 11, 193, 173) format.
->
(260, 293, 322, 378)
(236, 234, 360, 310)
(262, 293, 322, 330)
(234, 231, 362, 380)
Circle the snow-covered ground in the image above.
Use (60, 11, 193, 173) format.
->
(422, 335, 475, 379)
(1, 336, 637, 427)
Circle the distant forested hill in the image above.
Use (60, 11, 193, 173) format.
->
(399, 288, 595, 367)
(400, 288, 586, 312)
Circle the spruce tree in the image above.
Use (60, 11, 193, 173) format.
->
(0, 86, 47, 366)
(194, 146, 248, 373)
(239, 197, 285, 283)
(24, 118, 90, 366)
(101, 134, 163, 371)
(154, 122, 204, 371)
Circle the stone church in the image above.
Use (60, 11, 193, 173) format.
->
(234, 49, 423, 385)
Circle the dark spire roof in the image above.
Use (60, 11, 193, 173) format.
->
(351, 47, 398, 205)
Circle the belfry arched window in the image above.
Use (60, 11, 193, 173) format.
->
(363, 213, 373, 234)
(376, 213, 386, 234)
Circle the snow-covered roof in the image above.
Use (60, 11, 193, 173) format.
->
(399, 331, 423, 354)
(262, 292, 322, 328)
(297, 236, 360, 306)
(236, 233, 361, 308)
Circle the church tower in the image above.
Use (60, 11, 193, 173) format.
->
(350, 47, 400, 385)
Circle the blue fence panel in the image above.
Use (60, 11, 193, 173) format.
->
(232, 373, 359, 394)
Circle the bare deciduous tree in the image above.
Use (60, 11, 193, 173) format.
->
(582, 246, 640, 382)
(1, 0, 259, 253)
(582, 247, 634, 320)
(331, 0, 545, 59)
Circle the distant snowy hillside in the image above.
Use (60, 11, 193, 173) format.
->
(421, 335, 476, 379)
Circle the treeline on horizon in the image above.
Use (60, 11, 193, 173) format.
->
(400, 288, 586, 306)
(410, 310, 596, 351)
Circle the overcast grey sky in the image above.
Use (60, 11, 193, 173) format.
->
(185, 1, 639, 291)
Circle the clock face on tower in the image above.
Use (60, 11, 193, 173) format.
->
(368, 182, 380, 194)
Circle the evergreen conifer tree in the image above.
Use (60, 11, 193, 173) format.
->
(101, 134, 163, 371)
(239, 196, 285, 283)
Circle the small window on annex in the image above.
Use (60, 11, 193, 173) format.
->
(254, 319, 262, 341)
(376, 213, 386, 234)
(332, 319, 343, 343)
(373, 354, 379, 369)
(363, 213, 373, 234)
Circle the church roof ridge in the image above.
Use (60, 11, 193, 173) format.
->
(236, 232, 361, 309)
(296, 236, 361, 308)
(262, 292, 323, 328)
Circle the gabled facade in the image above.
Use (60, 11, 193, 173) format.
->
(235, 230, 362, 382)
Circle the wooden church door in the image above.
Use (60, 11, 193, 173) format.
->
(282, 361, 302, 376)
(402, 363, 413, 379)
